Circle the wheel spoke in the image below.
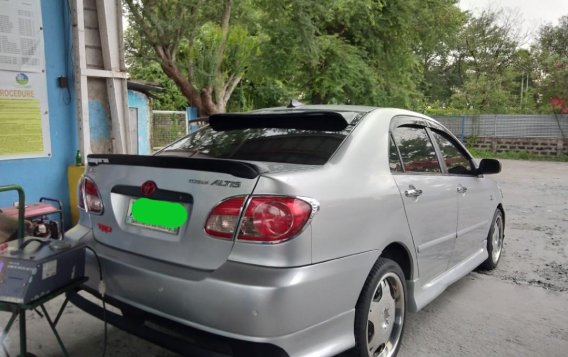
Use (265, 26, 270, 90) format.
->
(363, 268, 406, 357)
(491, 216, 503, 262)
(368, 278, 397, 354)
(369, 299, 384, 331)
(380, 279, 393, 303)
(367, 333, 382, 355)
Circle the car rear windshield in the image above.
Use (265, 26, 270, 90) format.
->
(158, 111, 364, 165)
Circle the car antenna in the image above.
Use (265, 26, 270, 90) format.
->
(287, 99, 304, 108)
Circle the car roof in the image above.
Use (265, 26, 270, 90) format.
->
(251, 105, 439, 126)
(253, 104, 379, 114)
(252, 105, 434, 120)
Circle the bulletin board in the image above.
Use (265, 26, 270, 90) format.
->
(0, 0, 51, 160)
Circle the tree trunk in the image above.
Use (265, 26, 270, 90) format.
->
(160, 61, 202, 110)
(200, 87, 221, 116)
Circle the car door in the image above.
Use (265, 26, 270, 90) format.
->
(389, 117, 457, 283)
(428, 127, 494, 268)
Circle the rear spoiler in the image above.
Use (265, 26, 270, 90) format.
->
(209, 111, 349, 132)
(87, 154, 262, 179)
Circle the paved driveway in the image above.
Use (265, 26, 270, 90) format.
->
(398, 159, 568, 357)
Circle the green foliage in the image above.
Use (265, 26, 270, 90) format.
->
(535, 53, 568, 113)
(443, 10, 522, 113)
(125, 1, 568, 116)
(538, 16, 568, 58)
(126, 0, 468, 112)
(533, 16, 568, 113)
(152, 113, 187, 148)
(128, 62, 188, 110)
(422, 103, 477, 115)
(450, 73, 518, 113)
(468, 148, 568, 162)
(301, 35, 379, 104)
(124, 0, 262, 115)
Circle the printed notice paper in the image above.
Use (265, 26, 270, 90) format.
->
(0, 0, 50, 160)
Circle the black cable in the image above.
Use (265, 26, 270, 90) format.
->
(18, 238, 50, 250)
(84, 246, 108, 357)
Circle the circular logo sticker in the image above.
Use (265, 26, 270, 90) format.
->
(141, 180, 157, 196)
(16, 73, 29, 85)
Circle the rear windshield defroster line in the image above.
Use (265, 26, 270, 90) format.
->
(208, 111, 349, 132)
(87, 154, 261, 179)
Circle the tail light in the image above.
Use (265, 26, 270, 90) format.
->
(205, 196, 314, 243)
(205, 196, 246, 239)
(78, 176, 104, 215)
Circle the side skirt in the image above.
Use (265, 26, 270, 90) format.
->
(406, 243, 488, 312)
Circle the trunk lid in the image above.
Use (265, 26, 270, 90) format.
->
(85, 154, 261, 270)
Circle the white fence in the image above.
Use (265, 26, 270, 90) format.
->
(151, 110, 187, 150)
(433, 114, 568, 142)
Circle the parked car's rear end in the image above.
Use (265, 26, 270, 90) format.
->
(67, 105, 504, 357)
(66, 107, 385, 356)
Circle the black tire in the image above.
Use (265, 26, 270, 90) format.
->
(479, 209, 505, 270)
(354, 258, 407, 357)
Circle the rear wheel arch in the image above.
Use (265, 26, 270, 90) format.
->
(497, 203, 505, 225)
(379, 242, 413, 281)
(354, 256, 407, 357)
(349, 244, 413, 356)
(479, 207, 505, 270)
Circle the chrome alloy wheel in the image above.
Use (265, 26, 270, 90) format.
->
(366, 272, 405, 357)
(491, 213, 504, 263)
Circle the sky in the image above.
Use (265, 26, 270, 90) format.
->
(459, 0, 568, 42)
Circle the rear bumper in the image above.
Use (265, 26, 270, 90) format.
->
(68, 287, 287, 357)
(67, 226, 379, 357)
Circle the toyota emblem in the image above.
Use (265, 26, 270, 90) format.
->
(141, 180, 157, 196)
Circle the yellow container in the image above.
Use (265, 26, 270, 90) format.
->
(67, 166, 85, 225)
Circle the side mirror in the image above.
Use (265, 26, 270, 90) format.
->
(477, 158, 501, 175)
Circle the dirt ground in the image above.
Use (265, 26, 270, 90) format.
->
(1, 159, 567, 356)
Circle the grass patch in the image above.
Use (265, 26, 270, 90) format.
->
(467, 148, 568, 162)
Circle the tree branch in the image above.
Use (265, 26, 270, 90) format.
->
(157, 48, 201, 109)
(214, 0, 233, 77)
(223, 74, 242, 105)
(124, 1, 155, 45)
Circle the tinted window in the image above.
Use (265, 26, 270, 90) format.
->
(389, 136, 403, 173)
(431, 130, 473, 175)
(392, 126, 441, 173)
(159, 125, 355, 165)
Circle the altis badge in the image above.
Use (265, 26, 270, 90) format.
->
(189, 178, 241, 188)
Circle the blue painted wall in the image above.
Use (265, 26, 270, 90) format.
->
(128, 90, 151, 155)
(89, 99, 112, 152)
(0, 0, 77, 227)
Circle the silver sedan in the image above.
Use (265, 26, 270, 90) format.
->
(67, 105, 504, 357)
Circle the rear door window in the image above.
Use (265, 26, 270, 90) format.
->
(392, 126, 441, 174)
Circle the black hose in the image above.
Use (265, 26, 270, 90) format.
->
(84, 246, 108, 357)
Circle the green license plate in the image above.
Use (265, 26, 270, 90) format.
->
(125, 199, 183, 234)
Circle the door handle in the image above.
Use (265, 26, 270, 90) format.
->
(457, 185, 468, 194)
(405, 185, 423, 198)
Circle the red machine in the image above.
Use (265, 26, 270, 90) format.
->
(0, 197, 63, 239)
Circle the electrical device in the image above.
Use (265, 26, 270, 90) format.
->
(0, 237, 85, 304)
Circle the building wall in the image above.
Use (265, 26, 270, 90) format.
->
(83, 0, 114, 154)
(128, 90, 151, 155)
(0, 0, 77, 226)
